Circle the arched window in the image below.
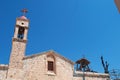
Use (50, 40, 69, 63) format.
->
(17, 27, 25, 39)
(47, 55, 56, 73)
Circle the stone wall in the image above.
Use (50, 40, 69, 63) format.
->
(7, 41, 26, 80)
(0, 64, 8, 80)
(0, 51, 110, 80)
(23, 51, 74, 80)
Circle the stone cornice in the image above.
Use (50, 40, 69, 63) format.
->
(12, 38, 27, 43)
(16, 18, 29, 22)
(74, 71, 110, 78)
(0, 64, 8, 70)
(16, 25, 29, 29)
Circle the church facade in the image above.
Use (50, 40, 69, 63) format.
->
(0, 13, 110, 80)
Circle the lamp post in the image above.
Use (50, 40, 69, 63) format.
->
(83, 67, 85, 80)
(114, 0, 120, 13)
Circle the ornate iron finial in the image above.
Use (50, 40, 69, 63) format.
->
(21, 9, 28, 16)
(82, 54, 85, 58)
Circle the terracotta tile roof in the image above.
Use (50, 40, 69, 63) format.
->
(19, 16, 27, 20)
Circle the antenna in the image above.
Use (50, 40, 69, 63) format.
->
(109, 69, 120, 80)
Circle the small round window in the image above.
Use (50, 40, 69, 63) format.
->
(21, 23, 24, 25)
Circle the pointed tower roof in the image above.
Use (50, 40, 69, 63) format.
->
(18, 9, 28, 20)
(76, 58, 90, 64)
(19, 16, 27, 20)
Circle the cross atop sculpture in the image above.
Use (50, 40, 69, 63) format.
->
(21, 9, 28, 16)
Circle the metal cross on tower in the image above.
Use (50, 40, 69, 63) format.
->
(21, 9, 28, 16)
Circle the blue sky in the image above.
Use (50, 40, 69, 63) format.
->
(0, 0, 120, 73)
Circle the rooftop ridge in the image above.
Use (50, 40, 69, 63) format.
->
(74, 71, 109, 78)
(23, 50, 74, 65)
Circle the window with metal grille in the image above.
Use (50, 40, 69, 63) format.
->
(48, 61, 54, 71)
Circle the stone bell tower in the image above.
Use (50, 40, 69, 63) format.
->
(7, 9, 29, 80)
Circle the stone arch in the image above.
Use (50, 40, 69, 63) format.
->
(47, 54, 56, 74)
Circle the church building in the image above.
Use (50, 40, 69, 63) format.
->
(0, 10, 110, 80)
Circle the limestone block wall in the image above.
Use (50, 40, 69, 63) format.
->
(54, 56, 73, 80)
(73, 71, 110, 80)
(0, 70, 7, 80)
(23, 52, 74, 80)
(7, 41, 26, 80)
(23, 54, 46, 80)
(0, 64, 8, 80)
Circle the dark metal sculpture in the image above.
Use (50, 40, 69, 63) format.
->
(114, 0, 120, 13)
(101, 56, 109, 73)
